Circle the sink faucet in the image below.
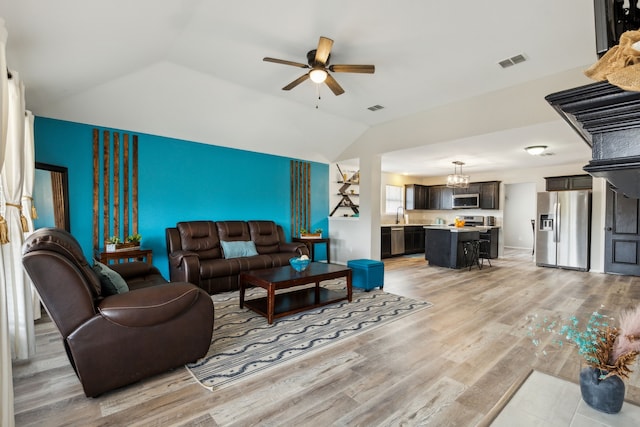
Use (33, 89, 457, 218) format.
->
(396, 206, 405, 224)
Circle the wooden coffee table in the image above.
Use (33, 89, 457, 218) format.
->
(239, 262, 352, 324)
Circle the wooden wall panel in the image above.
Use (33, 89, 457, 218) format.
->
(92, 129, 99, 248)
(93, 129, 139, 248)
(290, 160, 311, 237)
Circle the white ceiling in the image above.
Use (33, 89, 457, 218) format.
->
(1, 0, 599, 177)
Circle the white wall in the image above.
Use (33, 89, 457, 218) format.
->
(329, 155, 382, 264)
(503, 182, 536, 250)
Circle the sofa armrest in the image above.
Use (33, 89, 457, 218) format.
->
(280, 242, 310, 256)
(97, 283, 203, 327)
(168, 250, 201, 285)
(109, 261, 162, 281)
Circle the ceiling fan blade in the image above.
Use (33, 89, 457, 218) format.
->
(329, 64, 375, 74)
(282, 73, 310, 90)
(314, 37, 334, 65)
(263, 57, 309, 69)
(324, 74, 345, 96)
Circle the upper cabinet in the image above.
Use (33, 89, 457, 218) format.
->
(408, 181, 499, 210)
(453, 183, 481, 195)
(405, 184, 429, 210)
(404, 181, 499, 210)
(429, 185, 453, 210)
(545, 175, 593, 192)
(479, 181, 500, 210)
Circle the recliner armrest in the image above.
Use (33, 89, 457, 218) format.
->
(98, 283, 203, 327)
(168, 250, 198, 268)
(109, 261, 162, 281)
(168, 250, 201, 286)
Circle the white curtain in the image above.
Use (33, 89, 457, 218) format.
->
(0, 74, 34, 427)
(22, 111, 40, 320)
(1, 72, 35, 362)
(0, 16, 15, 427)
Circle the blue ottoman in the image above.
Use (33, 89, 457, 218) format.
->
(347, 259, 384, 291)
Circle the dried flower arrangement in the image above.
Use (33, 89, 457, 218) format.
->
(527, 305, 640, 380)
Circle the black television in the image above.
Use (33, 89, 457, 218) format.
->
(594, 0, 640, 57)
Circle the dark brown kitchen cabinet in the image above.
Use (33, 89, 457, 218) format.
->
(453, 183, 481, 195)
(455, 181, 500, 209)
(479, 181, 500, 209)
(381, 227, 392, 259)
(403, 226, 425, 254)
(405, 184, 429, 210)
(428, 185, 453, 210)
(545, 175, 593, 192)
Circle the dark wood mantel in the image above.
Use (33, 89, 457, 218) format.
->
(546, 82, 640, 198)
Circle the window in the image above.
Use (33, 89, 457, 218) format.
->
(385, 185, 403, 214)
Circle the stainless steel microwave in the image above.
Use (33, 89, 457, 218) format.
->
(452, 193, 480, 209)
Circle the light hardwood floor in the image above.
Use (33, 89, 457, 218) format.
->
(12, 249, 640, 426)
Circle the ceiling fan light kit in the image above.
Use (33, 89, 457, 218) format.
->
(309, 68, 328, 83)
(263, 36, 375, 96)
(525, 145, 547, 155)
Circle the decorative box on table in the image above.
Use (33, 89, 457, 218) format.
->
(347, 259, 384, 291)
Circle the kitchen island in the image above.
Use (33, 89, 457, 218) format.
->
(424, 225, 481, 269)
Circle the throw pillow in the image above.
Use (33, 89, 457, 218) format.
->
(93, 261, 129, 296)
(220, 240, 259, 259)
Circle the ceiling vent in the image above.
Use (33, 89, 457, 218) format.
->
(367, 104, 384, 111)
(498, 53, 527, 69)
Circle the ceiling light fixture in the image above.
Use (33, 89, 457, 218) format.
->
(446, 161, 469, 188)
(525, 145, 548, 156)
(309, 68, 328, 83)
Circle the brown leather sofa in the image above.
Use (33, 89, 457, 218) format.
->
(166, 220, 310, 294)
(22, 228, 214, 397)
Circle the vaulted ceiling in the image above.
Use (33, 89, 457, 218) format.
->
(2, 0, 598, 176)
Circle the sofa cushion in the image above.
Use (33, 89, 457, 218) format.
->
(216, 221, 251, 241)
(220, 240, 259, 259)
(23, 227, 103, 298)
(177, 221, 221, 260)
(248, 220, 280, 254)
(93, 261, 129, 295)
(236, 254, 274, 271)
(200, 258, 242, 279)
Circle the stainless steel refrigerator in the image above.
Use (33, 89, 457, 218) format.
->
(535, 190, 591, 271)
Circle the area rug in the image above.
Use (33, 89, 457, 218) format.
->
(186, 281, 432, 390)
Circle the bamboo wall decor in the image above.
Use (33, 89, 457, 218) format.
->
(92, 129, 139, 249)
(290, 160, 311, 237)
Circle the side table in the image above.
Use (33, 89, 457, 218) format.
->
(292, 237, 331, 264)
(94, 247, 153, 266)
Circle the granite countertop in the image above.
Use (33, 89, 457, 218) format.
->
(423, 225, 500, 232)
(381, 223, 432, 227)
(382, 223, 500, 230)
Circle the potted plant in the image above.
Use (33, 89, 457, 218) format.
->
(125, 233, 142, 247)
(105, 236, 121, 253)
(527, 305, 640, 414)
(300, 228, 322, 238)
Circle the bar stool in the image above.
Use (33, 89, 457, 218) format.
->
(463, 240, 480, 271)
(478, 239, 492, 269)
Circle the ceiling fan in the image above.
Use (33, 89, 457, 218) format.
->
(263, 36, 375, 96)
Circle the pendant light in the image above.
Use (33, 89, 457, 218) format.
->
(446, 161, 469, 188)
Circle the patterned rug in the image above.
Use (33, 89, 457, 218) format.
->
(186, 281, 432, 390)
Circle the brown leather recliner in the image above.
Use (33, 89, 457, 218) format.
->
(22, 228, 214, 397)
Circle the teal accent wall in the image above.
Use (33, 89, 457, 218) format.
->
(34, 117, 329, 279)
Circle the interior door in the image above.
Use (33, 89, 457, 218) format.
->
(604, 185, 640, 275)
